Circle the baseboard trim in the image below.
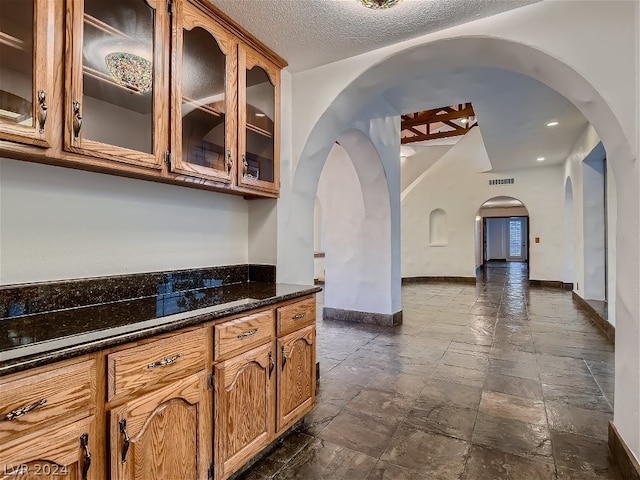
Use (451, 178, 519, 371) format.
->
(323, 307, 403, 326)
(402, 276, 476, 285)
(529, 279, 573, 290)
(572, 292, 615, 343)
(609, 421, 640, 480)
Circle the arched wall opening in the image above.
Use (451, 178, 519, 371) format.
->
(316, 130, 397, 325)
(475, 196, 530, 269)
(564, 178, 576, 288)
(284, 32, 637, 454)
(582, 142, 608, 303)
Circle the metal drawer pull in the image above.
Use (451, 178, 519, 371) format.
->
(80, 433, 91, 480)
(119, 419, 130, 464)
(292, 312, 307, 320)
(237, 329, 258, 339)
(147, 353, 183, 369)
(2, 398, 47, 421)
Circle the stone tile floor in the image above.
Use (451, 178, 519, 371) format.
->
(238, 263, 619, 479)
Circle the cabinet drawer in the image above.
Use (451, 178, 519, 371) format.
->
(0, 358, 96, 443)
(214, 310, 274, 361)
(108, 329, 206, 402)
(276, 296, 316, 336)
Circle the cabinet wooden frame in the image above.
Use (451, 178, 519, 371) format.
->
(213, 341, 276, 480)
(237, 43, 280, 194)
(169, 0, 237, 184)
(0, 0, 55, 148)
(0, 415, 97, 480)
(109, 372, 212, 480)
(276, 324, 316, 433)
(63, 0, 169, 170)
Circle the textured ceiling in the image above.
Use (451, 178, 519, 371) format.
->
(207, 0, 541, 72)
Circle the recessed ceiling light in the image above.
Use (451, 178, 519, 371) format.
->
(545, 121, 559, 127)
(255, 113, 266, 117)
(357, 0, 401, 9)
(537, 157, 545, 162)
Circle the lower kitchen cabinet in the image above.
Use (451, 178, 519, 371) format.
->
(213, 342, 276, 480)
(0, 415, 96, 480)
(109, 372, 212, 480)
(277, 324, 316, 433)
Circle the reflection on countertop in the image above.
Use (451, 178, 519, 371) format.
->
(0, 265, 320, 376)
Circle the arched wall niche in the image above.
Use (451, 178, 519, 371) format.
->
(429, 208, 448, 246)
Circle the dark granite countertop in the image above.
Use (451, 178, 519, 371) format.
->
(0, 281, 321, 376)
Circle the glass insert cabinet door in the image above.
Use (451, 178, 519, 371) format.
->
(238, 44, 280, 193)
(64, 0, 169, 169)
(170, 0, 235, 183)
(0, 0, 53, 147)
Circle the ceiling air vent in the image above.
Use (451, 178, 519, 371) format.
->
(489, 178, 515, 186)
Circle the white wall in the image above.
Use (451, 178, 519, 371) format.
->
(0, 158, 249, 285)
(582, 153, 606, 301)
(401, 145, 451, 191)
(248, 198, 277, 265)
(402, 128, 564, 281)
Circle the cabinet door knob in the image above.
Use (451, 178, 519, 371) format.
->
(80, 433, 91, 480)
(292, 312, 306, 320)
(37, 90, 48, 134)
(72, 101, 83, 140)
(119, 419, 130, 464)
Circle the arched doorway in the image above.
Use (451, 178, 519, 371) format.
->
(475, 196, 530, 271)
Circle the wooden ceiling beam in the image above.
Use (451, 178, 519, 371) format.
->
(401, 125, 477, 144)
(402, 105, 474, 128)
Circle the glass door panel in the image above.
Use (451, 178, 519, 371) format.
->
(0, 0, 51, 146)
(238, 44, 279, 193)
(508, 217, 527, 261)
(0, 0, 33, 127)
(66, 0, 167, 168)
(244, 66, 274, 183)
(170, 2, 233, 183)
(82, 0, 154, 152)
(179, 28, 228, 177)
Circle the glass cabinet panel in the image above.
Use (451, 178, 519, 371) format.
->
(170, 1, 233, 184)
(179, 28, 228, 176)
(0, 0, 51, 147)
(238, 44, 279, 193)
(66, 0, 167, 168)
(244, 66, 274, 184)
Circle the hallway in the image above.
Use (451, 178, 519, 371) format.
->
(239, 263, 619, 479)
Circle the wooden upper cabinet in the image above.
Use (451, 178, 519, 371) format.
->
(170, 0, 236, 183)
(63, 0, 169, 169)
(0, 0, 54, 148)
(238, 43, 280, 194)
